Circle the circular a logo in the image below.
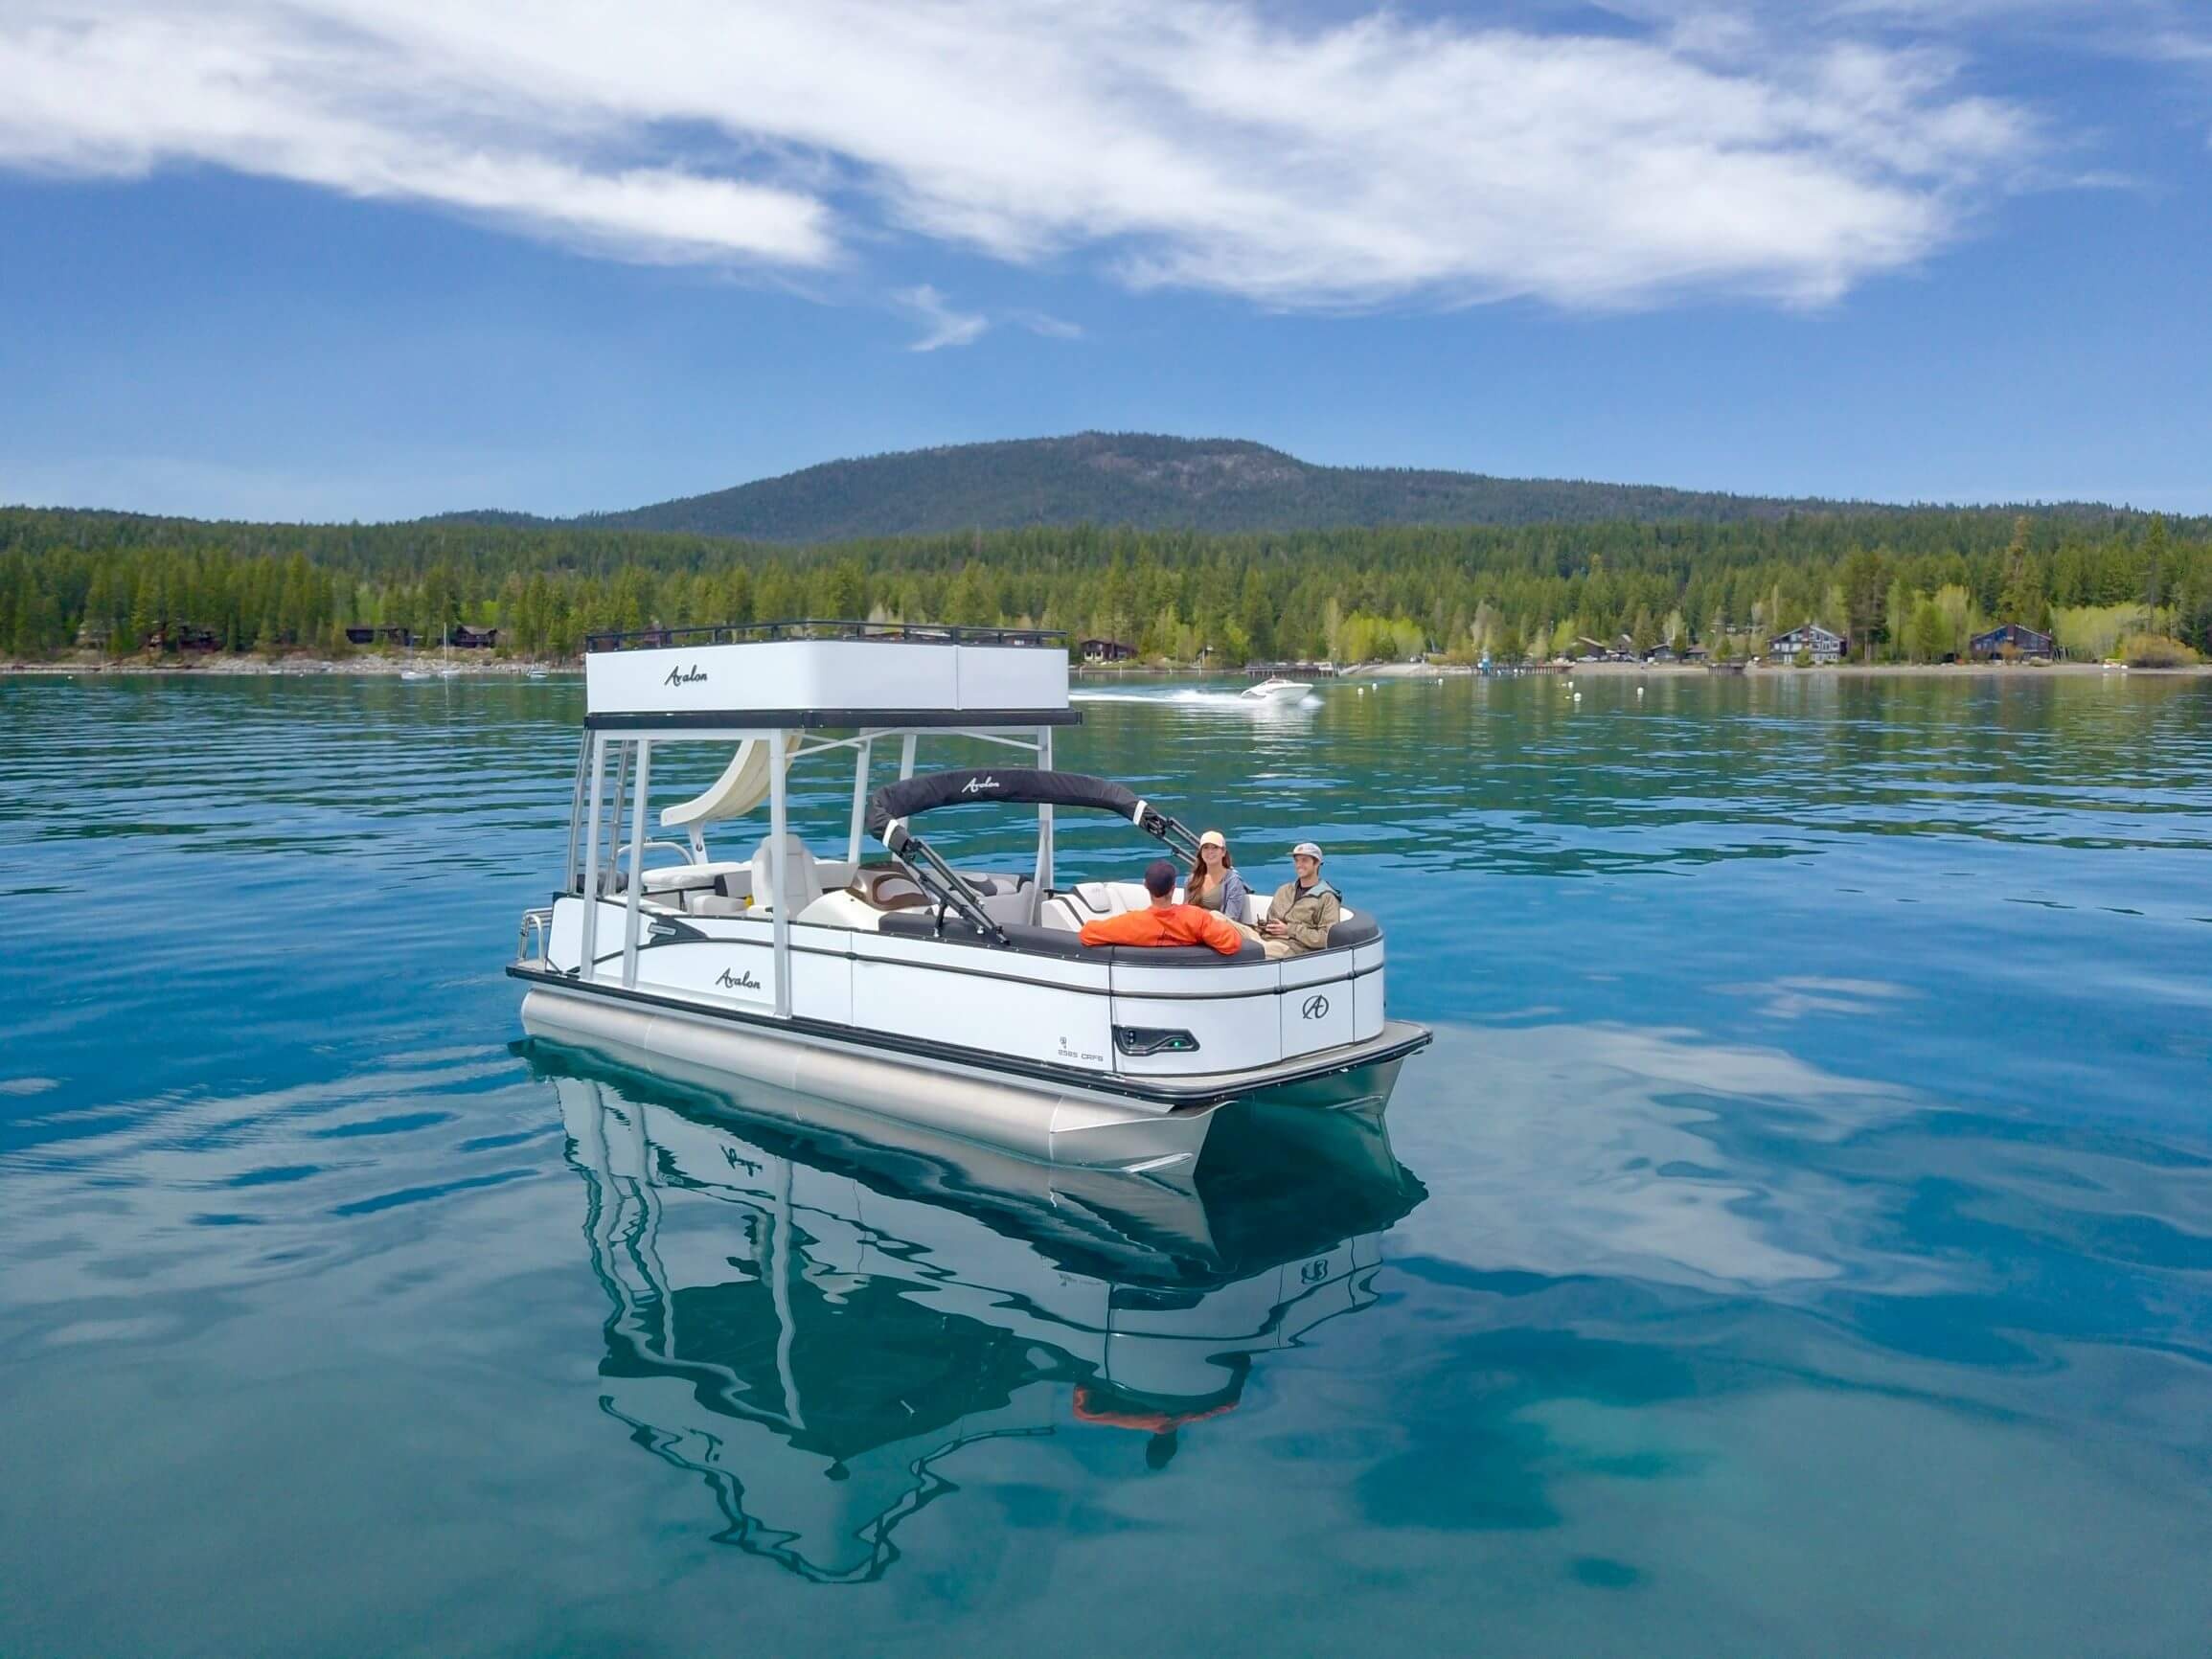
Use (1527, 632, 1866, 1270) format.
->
(1300, 993, 1330, 1021)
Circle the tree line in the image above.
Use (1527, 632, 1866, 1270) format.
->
(2, 504, 2206, 665)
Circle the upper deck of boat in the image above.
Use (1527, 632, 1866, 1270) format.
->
(582, 620, 1081, 732)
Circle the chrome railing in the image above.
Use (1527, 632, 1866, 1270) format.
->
(516, 906, 555, 966)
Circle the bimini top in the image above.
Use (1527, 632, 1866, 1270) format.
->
(865, 767, 1144, 850)
(583, 620, 1077, 730)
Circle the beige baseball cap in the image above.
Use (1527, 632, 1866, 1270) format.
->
(1198, 830, 1227, 849)
(1291, 841, 1323, 859)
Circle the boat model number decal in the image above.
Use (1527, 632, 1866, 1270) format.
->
(961, 775, 1003, 794)
(1056, 1035, 1105, 1064)
(716, 967, 763, 990)
(1301, 993, 1331, 1020)
(664, 664, 708, 687)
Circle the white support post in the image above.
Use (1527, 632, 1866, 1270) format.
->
(846, 737, 874, 865)
(579, 734, 606, 978)
(768, 730, 792, 1018)
(1035, 724, 1055, 898)
(601, 741, 630, 898)
(899, 732, 918, 780)
(621, 739, 651, 989)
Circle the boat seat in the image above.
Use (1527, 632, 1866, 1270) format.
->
(1326, 912, 1380, 948)
(976, 890, 1036, 930)
(1065, 880, 1146, 918)
(848, 866, 931, 911)
(749, 832, 827, 918)
(640, 860, 750, 895)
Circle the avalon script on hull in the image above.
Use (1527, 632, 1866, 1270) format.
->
(716, 967, 763, 990)
(664, 665, 708, 687)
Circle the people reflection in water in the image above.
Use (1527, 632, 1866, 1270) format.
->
(541, 1050, 1423, 1582)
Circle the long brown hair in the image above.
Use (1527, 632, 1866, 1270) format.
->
(1188, 835, 1234, 898)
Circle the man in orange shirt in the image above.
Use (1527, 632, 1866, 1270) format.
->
(1079, 860, 1245, 956)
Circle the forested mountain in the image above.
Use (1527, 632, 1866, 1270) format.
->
(5, 499, 2206, 668)
(538, 432, 2110, 541)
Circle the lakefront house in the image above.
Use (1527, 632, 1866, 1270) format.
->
(1768, 624, 1848, 664)
(1970, 623, 2058, 661)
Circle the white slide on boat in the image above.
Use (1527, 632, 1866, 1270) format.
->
(660, 735, 797, 852)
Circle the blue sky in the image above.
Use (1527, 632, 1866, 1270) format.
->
(1, 0, 2206, 522)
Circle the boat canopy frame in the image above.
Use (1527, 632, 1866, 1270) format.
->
(864, 766, 1200, 947)
(567, 719, 1073, 1018)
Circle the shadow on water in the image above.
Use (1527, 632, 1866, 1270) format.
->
(519, 1038, 1425, 1583)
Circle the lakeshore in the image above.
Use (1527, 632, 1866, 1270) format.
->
(11, 653, 2206, 680)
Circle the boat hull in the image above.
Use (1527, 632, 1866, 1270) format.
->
(517, 976, 1425, 1172)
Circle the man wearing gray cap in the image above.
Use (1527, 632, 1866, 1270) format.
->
(1259, 841, 1341, 959)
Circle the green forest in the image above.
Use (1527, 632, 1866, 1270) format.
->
(3, 503, 2207, 667)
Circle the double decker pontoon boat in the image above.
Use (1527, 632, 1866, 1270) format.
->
(511, 622, 1428, 1170)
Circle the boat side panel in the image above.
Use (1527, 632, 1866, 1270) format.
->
(1353, 964, 1387, 1040)
(1281, 972, 1357, 1056)
(1109, 989, 1283, 1075)
(852, 929, 1112, 991)
(547, 897, 857, 1022)
(850, 958, 1117, 1073)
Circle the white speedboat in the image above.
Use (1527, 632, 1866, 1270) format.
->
(511, 622, 1427, 1170)
(539, 1045, 1424, 1580)
(1240, 676, 1313, 703)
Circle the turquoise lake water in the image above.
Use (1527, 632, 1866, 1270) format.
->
(2, 671, 2209, 1656)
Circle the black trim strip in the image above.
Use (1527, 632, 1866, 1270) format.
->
(584, 708, 1083, 731)
(508, 966, 1431, 1107)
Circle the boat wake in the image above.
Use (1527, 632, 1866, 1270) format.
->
(1072, 688, 1321, 711)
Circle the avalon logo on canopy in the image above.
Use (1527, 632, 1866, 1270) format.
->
(960, 775, 1002, 794)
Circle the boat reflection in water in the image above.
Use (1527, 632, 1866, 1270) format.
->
(529, 1040, 1425, 1583)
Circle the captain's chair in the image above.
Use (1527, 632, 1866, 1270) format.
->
(748, 832, 827, 918)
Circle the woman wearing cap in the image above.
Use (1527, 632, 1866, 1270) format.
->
(1184, 830, 1253, 928)
(1260, 841, 1341, 959)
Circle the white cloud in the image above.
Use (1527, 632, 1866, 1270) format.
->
(0, 0, 2053, 310)
(897, 284, 988, 352)
(1012, 312, 1085, 340)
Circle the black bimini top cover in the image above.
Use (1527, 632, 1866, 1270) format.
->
(866, 768, 1162, 852)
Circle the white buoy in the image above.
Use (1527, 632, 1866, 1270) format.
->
(1573, 692, 1583, 702)
(1636, 686, 1645, 696)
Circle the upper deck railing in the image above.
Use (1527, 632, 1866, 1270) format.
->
(584, 619, 1067, 653)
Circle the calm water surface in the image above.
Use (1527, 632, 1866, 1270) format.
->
(3, 672, 2209, 1657)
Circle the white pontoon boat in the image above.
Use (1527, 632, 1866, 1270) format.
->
(1239, 676, 1313, 703)
(511, 622, 1428, 1170)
